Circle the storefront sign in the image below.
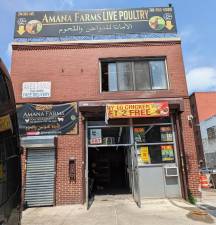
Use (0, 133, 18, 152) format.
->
(17, 103, 78, 136)
(0, 115, 12, 133)
(90, 129, 102, 144)
(161, 145, 174, 162)
(14, 7, 177, 38)
(106, 102, 169, 119)
(22, 82, 51, 98)
(140, 146, 150, 163)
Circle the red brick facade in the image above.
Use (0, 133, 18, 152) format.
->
(191, 92, 216, 122)
(11, 39, 200, 204)
(181, 99, 200, 196)
(11, 40, 188, 103)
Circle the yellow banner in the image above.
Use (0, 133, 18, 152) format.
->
(0, 115, 12, 133)
(106, 102, 169, 119)
(140, 146, 150, 163)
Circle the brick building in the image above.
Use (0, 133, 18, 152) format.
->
(11, 7, 200, 207)
(190, 92, 216, 165)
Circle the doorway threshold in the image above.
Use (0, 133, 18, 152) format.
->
(94, 194, 132, 202)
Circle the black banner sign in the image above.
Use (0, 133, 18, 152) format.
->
(14, 7, 177, 38)
(17, 103, 78, 136)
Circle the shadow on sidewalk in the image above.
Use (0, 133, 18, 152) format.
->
(168, 199, 215, 224)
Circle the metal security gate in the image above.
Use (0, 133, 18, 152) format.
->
(25, 148, 55, 207)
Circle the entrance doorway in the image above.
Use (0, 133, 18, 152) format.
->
(88, 146, 131, 197)
(85, 123, 141, 208)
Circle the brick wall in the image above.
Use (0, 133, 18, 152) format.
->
(193, 92, 216, 122)
(181, 98, 200, 197)
(55, 113, 85, 205)
(11, 41, 188, 103)
(190, 94, 205, 164)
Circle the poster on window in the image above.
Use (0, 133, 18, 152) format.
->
(90, 129, 102, 145)
(160, 126, 173, 142)
(134, 127, 145, 143)
(161, 145, 174, 162)
(140, 146, 150, 163)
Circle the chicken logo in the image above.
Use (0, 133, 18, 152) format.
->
(149, 16, 165, 31)
(26, 20, 43, 35)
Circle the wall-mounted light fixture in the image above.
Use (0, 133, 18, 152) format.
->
(187, 115, 194, 121)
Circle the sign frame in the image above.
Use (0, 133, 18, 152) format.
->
(106, 102, 169, 120)
(14, 7, 177, 38)
(17, 103, 78, 136)
(22, 81, 51, 98)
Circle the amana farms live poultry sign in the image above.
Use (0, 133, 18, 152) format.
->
(14, 7, 177, 38)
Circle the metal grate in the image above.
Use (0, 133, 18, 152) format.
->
(165, 167, 178, 176)
(25, 148, 55, 207)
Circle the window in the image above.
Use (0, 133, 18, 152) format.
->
(150, 61, 167, 89)
(101, 59, 168, 92)
(108, 63, 118, 91)
(134, 125, 173, 144)
(134, 124, 175, 165)
(207, 126, 216, 140)
(134, 61, 151, 90)
(88, 127, 130, 145)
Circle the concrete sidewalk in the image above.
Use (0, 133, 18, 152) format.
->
(22, 197, 215, 225)
(198, 189, 216, 217)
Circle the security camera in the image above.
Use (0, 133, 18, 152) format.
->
(187, 115, 194, 121)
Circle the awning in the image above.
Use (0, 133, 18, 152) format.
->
(79, 98, 184, 118)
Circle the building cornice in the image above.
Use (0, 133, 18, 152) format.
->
(12, 37, 181, 50)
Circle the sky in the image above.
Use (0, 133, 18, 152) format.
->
(0, 0, 216, 94)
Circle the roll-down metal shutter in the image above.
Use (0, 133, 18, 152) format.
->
(25, 148, 55, 207)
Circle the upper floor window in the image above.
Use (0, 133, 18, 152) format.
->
(207, 126, 216, 140)
(101, 59, 168, 92)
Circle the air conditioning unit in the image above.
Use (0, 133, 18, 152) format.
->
(164, 167, 178, 177)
